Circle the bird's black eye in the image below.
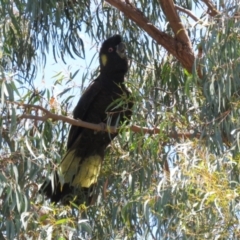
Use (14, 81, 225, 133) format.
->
(108, 47, 113, 52)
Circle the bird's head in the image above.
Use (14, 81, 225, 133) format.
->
(99, 35, 128, 75)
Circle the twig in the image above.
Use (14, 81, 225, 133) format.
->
(130, 125, 200, 139)
(175, 4, 201, 22)
(103, 178, 108, 200)
(143, 216, 156, 240)
(200, 0, 221, 17)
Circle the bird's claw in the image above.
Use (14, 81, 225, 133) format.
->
(99, 122, 106, 132)
(94, 122, 106, 134)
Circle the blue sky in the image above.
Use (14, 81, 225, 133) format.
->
(34, 34, 98, 108)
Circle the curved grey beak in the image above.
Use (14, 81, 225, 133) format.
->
(116, 42, 126, 58)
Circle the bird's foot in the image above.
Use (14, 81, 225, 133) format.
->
(94, 122, 106, 134)
(99, 122, 106, 132)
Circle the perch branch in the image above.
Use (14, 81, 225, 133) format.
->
(13, 101, 198, 140)
(15, 102, 116, 133)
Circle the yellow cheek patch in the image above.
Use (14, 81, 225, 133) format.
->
(73, 155, 102, 188)
(101, 54, 107, 66)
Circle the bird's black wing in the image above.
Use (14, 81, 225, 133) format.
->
(67, 78, 102, 149)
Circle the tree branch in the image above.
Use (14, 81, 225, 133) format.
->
(14, 101, 199, 140)
(175, 4, 201, 22)
(16, 102, 116, 133)
(106, 0, 195, 73)
(200, 0, 221, 17)
(159, 0, 192, 49)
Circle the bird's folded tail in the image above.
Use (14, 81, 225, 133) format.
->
(39, 149, 102, 205)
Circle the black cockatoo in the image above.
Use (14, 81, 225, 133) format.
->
(40, 35, 133, 205)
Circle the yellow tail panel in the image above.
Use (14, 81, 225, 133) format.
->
(59, 151, 102, 188)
